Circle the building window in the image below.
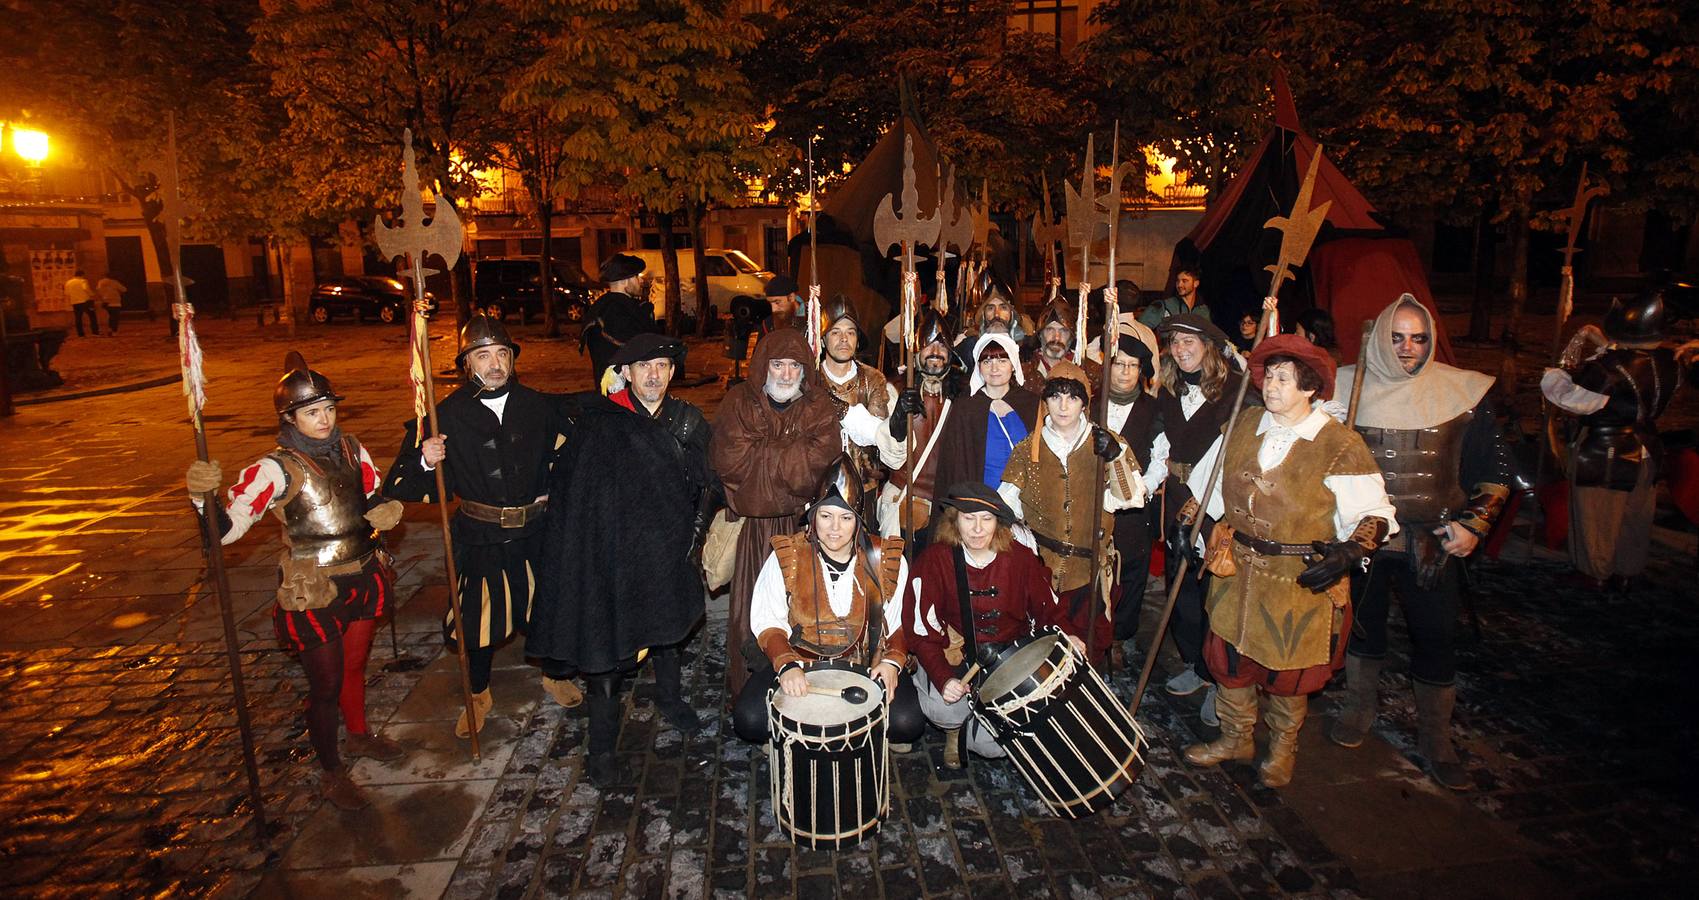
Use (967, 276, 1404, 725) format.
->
(475, 238, 508, 258)
(519, 237, 543, 255)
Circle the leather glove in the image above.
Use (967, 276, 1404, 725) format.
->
(364, 499, 405, 532)
(186, 459, 223, 495)
(1175, 496, 1201, 529)
(1091, 425, 1121, 461)
(1296, 540, 1368, 592)
(894, 387, 924, 419)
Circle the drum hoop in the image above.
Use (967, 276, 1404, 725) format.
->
(768, 662, 886, 745)
(979, 629, 1067, 702)
(984, 639, 1076, 718)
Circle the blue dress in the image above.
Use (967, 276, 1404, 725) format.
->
(983, 409, 1029, 487)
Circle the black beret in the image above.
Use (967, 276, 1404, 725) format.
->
(939, 481, 1018, 525)
(764, 274, 798, 297)
(598, 253, 646, 283)
(608, 332, 686, 369)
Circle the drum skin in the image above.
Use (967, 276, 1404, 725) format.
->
(974, 630, 1146, 818)
(767, 663, 889, 849)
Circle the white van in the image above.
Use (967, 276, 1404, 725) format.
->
(625, 248, 772, 318)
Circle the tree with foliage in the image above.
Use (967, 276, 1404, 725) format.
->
(254, 0, 530, 323)
(508, 0, 778, 337)
(748, 0, 1099, 216)
(0, 0, 292, 311)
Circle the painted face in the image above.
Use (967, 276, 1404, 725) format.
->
(1110, 354, 1141, 394)
(1040, 321, 1072, 361)
(977, 346, 1013, 390)
(1261, 360, 1315, 419)
(288, 399, 337, 439)
(1389, 305, 1431, 374)
(1169, 333, 1207, 373)
(812, 505, 859, 556)
(956, 509, 998, 552)
(466, 345, 512, 391)
(624, 357, 674, 407)
(1045, 391, 1085, 431)
(825, 320, 859, 364)
(1176, 272, 1199, 299)
(766, 358, 805, 402)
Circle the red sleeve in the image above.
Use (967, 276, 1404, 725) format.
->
(905, 547, 959, 688)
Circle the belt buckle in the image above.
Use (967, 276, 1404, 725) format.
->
(1382, 449, 1398, 459)
(499, 506, 524, 528)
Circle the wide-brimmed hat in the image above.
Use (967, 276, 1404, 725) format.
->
(598, 253, 645, 283)
(609, 332, 686, 369)
(1248, 333, 1338, 400)
(939, 481, 1017, 525)
(1156, 312, 1229, 346)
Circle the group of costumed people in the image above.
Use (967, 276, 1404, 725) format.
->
(183, 243, 1693, 809)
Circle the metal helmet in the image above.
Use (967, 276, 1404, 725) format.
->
(455, 313, 521, 367)
(821, 294, 861, 331)
(916, 307, 954, 351)
(801, 456, 867, 529)
(1037, 298, 1075, 332)
(275, 351, 344, 416)
(1602, 289, 1667, 345)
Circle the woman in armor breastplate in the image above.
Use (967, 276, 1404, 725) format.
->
(184, 353, 408, 810)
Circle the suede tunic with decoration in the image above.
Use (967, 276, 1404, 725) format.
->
(999, 431, 1141, 594)
(757, 533, 909, 671)
(1207, 407, 1380, 671)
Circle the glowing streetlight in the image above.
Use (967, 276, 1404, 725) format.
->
(12, 128, 49, 165)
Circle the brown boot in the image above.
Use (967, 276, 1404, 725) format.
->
(320, 768, 370, 811)
(1258, 694, 1308, 788)
(1328, 655, 1383, 748)
(1414, 682, 1470, 791)
(543, 676, 584, 709)
(1183, 685, 1257, 767)
(941, 728, 963, 770)
(454, 689, 493, 739)
(345, 730, 405, 761)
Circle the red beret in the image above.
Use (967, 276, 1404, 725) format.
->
(1249, 334, 1338, 400)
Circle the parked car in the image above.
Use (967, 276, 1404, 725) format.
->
(473, 257, 600, 325)
(625, 248, 773, 320)
(307, 276, 433, 324)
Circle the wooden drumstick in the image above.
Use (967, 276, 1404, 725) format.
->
(805, 684, 870, 704)
(960, 663, 982, 684)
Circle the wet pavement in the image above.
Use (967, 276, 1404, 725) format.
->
(1, 317, 1696, 898)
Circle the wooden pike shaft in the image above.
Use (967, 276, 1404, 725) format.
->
(411, 253, 482, 760)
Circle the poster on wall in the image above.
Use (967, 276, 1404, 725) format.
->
(30, 249, 77, 312)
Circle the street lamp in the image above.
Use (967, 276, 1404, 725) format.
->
(11, 128, 49, 166)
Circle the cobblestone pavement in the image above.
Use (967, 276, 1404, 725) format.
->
(1, 319, 1696, 898)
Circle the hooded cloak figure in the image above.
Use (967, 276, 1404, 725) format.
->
(709, 328, 845, 694)
(1333, 294, 1517, 790)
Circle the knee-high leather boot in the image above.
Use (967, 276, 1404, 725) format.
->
(651, 645, 700, 735)
(1258, 694, 1307, 788)
(1414, 682, 1470, 791)
(1329, 654, 1383, 748)
(585, 674, 623, 787)
(1182, 685, 1257, 766)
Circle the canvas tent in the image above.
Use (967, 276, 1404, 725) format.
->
(1167, 71, 1453, 364)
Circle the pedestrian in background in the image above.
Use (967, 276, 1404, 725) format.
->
(64, 269, 97, 336)
(95, 273, 126, 335)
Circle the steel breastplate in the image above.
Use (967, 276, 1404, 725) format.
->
(1356, 413, 1469, 526)
(274, 445, 379, 566)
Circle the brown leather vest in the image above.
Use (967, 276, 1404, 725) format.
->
(822, 362, 891, 418)
(269, 437, 379, 566)
(770, 534, 905, 662)
(1356, 412, 1469, 526)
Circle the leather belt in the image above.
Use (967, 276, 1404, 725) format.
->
(1233, 531, 1317, 557)
(1032, 530, 1093, 559)
(459, 497, 548, 528)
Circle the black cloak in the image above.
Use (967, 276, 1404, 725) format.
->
(527, 394, 705, 673)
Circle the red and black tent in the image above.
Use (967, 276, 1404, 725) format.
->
(1167, 71, 1454, 364)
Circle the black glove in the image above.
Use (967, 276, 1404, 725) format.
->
(1091, 425, 1121, 461)
(1296, 540, 1368, 592)
(889, 388, 923, 443)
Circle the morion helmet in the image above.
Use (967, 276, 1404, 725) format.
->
(456, 313, 521, 367)
(1602, 288, 1667, 345)
(275, 351, 344, 416)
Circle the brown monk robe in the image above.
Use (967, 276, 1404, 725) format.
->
(709, 328, 843, 694)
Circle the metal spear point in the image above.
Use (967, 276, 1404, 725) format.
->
(1262, 148, 1332, 308)
(372, 128, 482, 760)
(1033, 172, 1066, 302)
(1066, 134, 1112, 362)
(1555, 162, 1607, 352)
(933, 163, 974, 315)
(873, 132, 940, 543)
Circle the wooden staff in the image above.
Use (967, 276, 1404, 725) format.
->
(161, 112, 267, 842)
